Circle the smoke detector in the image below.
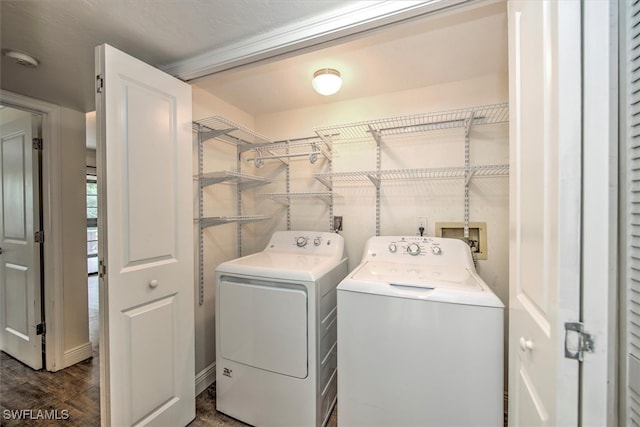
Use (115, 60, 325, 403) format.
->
(3, 49, 39, 68)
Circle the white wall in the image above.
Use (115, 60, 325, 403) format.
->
(193, 72, 510, 386)
(0, 103, 89, 367)
(191, 87, 259, 379)
(254, 73, 508, 274)
(59, 107, 91, 363)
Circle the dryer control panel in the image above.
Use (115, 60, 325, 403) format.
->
(264, 231, 345, 258)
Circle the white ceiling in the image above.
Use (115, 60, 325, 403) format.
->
(0, 0, 507, 115)
(193, 1, 507, 115)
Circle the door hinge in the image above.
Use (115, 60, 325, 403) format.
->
(34, 230, 44, 243)
(564, 322, 595, 362)
(32, 138, 43, 151)
(36, 322, 46, 336)
(96, 75, 104, 93)
(98, 260, 106, 278)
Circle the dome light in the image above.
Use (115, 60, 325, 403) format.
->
(312, 68, 342, 96)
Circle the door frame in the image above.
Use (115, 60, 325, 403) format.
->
(0, 89, 66, 371)
(581, 1, 618, 425)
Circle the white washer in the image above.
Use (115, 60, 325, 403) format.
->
(337, 236, 504, 427)
(215, 231, 348, 427)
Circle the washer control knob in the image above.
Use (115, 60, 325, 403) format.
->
(296, 236, 308, 247)
(407, 243, 421, 256)
(388, 243, 397, 253)
(431, 245, 442, 255)
(314, 237, 322, 246)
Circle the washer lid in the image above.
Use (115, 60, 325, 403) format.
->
(339, 261, 504, 308)
(351, 261, 482, 291)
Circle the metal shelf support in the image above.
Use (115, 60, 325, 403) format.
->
(313, 104, 509, 240)
(193, 115, 273, 303)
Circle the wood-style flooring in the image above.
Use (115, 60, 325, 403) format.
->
(0, 277, 338, 426)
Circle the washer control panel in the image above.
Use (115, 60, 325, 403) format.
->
(376, 237, 441, 258)
(357, 236, 484, 268)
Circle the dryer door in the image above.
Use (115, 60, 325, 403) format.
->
(219, 279, 308, 378)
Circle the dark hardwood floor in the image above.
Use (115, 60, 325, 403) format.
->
(0, 276, 337, 427)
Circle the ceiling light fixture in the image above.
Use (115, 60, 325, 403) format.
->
(3, 49, 39, 68)
(312, 68, 342, 96)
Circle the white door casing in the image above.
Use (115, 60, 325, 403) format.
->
(620, 1, 640, 425)
(508, 1, 581, 425)
(95, 44, 194, 427)
(581, 0, 618, 425)
(0, 115, 42, 370)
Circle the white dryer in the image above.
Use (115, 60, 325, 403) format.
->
(215, 231, 348, 427)
(337, 236, 504, 427)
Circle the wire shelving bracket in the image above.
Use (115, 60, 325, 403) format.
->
(314, 103, 509, 142)
(193, 116, 273, 306)
(313, 103, 509, 241)
(199, 215, 271, 228)
(193, 116, 273, 145)
(257, 192, 334, 207)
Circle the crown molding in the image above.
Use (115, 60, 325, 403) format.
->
(161, 0, 472, 81)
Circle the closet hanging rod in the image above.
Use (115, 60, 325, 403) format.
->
(239, 135, 337, 154)
(247, 151, 321, 162)
(271, 135, 335, 144)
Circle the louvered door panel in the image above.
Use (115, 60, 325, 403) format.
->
(625, 1, 640, 424)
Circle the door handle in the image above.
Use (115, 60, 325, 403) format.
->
(519, 337, 534, 352)
(148, 279, 159, 289)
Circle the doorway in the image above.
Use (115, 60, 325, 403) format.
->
(0, 100, 100, 426)
(86, 172, 99, 360)
(87, 174, 98, 276)
(0, 104, 44, 370)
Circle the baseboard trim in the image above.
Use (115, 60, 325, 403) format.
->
(195, 362, 216, 396)
(63, 342, 92, 368)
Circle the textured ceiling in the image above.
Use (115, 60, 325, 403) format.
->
(0, 0, 507, 115)
(0, 0, 356, 112)
(193, 1, 507, 115)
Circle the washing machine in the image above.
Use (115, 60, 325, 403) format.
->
(215, 231, 348, 427)
(337, 236, 504, 427)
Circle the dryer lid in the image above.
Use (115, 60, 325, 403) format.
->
(216, 251, 345, 282)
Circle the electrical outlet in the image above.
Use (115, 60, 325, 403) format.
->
(416, 217, 428, 236)
(333, 216, 343, 232)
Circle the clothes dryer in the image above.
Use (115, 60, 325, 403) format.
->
(216, 231, 348, 427)
(337, 236, 504, 427)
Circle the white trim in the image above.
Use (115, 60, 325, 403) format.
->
(162, 0, 471, 80)
(581, 1, 619, 425)
(63, 342, 93, 368)
(0, 90, 64, 372)
(195, 362, 216, 397)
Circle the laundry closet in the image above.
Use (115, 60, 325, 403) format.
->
(189, 0, 510, 395)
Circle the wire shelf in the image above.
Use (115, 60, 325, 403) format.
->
(198, 215, 271, 228)
(198, 170, 274, 188)
(315, 164, 509, 187)
(314, 103, 509, 142)
(256, 192, 333, 206)
(193, 116, 272, 145)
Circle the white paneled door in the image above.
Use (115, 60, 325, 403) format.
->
(0, 115, 42, 370)
(508, 1, 582, 425)
(95, 44, 194, 427)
